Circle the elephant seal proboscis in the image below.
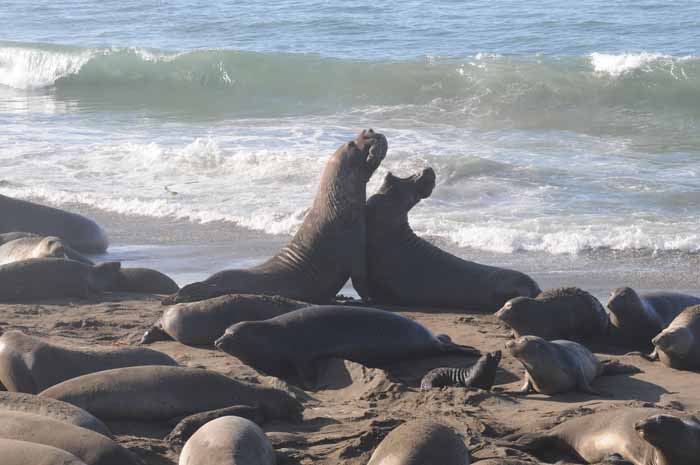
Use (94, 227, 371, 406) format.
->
(366, 168, 540, 311)
(421, 351, 501, 390)
(179, 416, 276, 465)
(0, 330, 178, 393)
(607, 287, 700, 348)
(166, 404, 265, 446)
(39, 366, 303, 423)
(0, 194, 108, 253)
(506, 336, 639, 396)
(0, 438, 87, 465)
(495, 287, 608, 341)
(165, 129, 388, 305)
(215, 305, 481, 390)
(0, 258, 121, 302)
(142, 293, 311, 346)
(108, 267, 179, 294)
(649, 305, 700, 371)
(0, 235, 66, 265)
(368, 419, 470, 465)
(501, 408, 699, 465)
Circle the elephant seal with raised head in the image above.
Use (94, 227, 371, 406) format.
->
(649, 305, 700, 371)
(165, 129, 387, 305)
(366, 168, 540, 311)
(108, 267, 179, 294)
(1, 438, 87, 465)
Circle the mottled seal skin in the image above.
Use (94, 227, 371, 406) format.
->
(368, 419, 470, 465)
(107, 267, 180, 294)
(495, 287, 608, 341)
(142, 294, 311, 346)
(650, 305, 700, 371)
(0, 194, 108, 253)
(421, 351, 501, 390)
(165, 129, 387, 305)
(607, 287, 700, 348)
(179, 416, 276, 465)
(0, 438, 87, 465)
(215, 305, 480, 390)
(366, 168, 540, 312)
(39, 366, 303, 423)
(0, 236, 66, 265)
(0, 232, 94, 264)
(0, 331, 177, 393)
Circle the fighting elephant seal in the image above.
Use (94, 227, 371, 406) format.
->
(0, 232, 93, 264)
(0, 194, 108, 253)
(421, 351, 501, 390)
(368, 419, 470, 465)
(179, 416, 276, 465)
(649, 305, 700, 371)
(1, 438, 87, 465)
(0, 235, 66, 265)
(165, 129, 387, 305)
(215, 305, 480, 389)
(0, 331, 178, 393)
(366, 168, 540, 311)
(142, 294, 310, 346)
(108, 267, 179, 294)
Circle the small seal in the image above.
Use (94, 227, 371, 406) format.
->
(0, 236, 66, 265)
(649, 305, 700, 371)
(108, 267, 179, 294)
(420, 351, 501, 390)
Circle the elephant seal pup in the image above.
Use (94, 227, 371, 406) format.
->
(366, 168, 540, 312)
(0, 194, 108, 253)
(495, 287, 608, 341)
(0, 258, 121, 302)
(179, 416, 276, 465)
(0, 331, 178, 393)
(1, 438, 87, 465)
(368, 419, 470, 465)
(506, 336, 639, 395)
(108, 267, 179, 294)
(166, 129, 387, 305)
(421, 351, 501, 390)
(649, 305, 700, 371)
(142, 294, 311, 346)
(39, 366, 303, 423)
(0, 232, 93, 264)
(0, 235, 66, 265)
(215, 305, 480, 389)
(607, 287, 700, 348)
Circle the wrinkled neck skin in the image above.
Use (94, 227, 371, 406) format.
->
(367, 197, 415, 246)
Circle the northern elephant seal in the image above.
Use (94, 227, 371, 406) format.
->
(167, 405, 265, 446)
(0, 232, 93, 264)
(496, 287, 608, 341)
(368, 419, 470, 465)
(650, 305, 700, 371)
(0, 331, 178, 393)
(0, 235, 66, 265)
(142, 294, 311, 346)
(179, 416, 276, 465)
(108, 267, 179, 294)
(0, 194, 108, 253)
(366, 168, 540, 311)
(0, 438, 87, 465)
(165, 129, 387, 305)
(215, 305, 480, 389)
(421, 351, 501, 390)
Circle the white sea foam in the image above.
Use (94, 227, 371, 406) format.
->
(589, 52, 669, 77)
(0, 46, 95, 89)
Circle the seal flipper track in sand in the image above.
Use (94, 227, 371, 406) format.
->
(166, 404, 266, 446)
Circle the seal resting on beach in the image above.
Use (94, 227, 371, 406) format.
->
(1, 438, 88, 465)
(0, 194, 109, 253)
(495, 287, 608, 341)
(367, 419, 470, 465)
(164, 129, 387, 305)
(179, 416, 276, 465)
(648, 305, 700, 371)
(366, 168, 540, 311)
(0, 232, 93, 264)
(166, 405, 265, 446)
(107, 267, 180, 294)
(215, 305, 480, 389)
(0, 331, 178, 393)
(420, 351, 501, 390)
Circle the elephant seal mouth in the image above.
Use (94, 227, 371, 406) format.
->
(413, 167, 436, 199)
(357, 128, 387, 173)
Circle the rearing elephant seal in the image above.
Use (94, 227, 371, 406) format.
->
(165, 129, 388, 305)
(0, 235, 66, 265)
(366, 168, 540, 311)
(649, 305, 700, 371)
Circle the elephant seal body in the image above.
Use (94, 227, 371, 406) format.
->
(39, 366, 303, 423)
(108, 267, 179, 294)
(366, 168, 540, 312)
(368, 419, 470, 465)
(0, 331, 178, 393)
(496, 287, 608, 341)
(166, 129, 387, 305)
(143, 294, 310, 346)
(651, 305, 700, 371)
(215, 305, 480, 389)
(0, 232, 93, 264)
(421, 351, 501, 390)
(179, 416, 276, 465)
(0, 438, 87, 465)
(0, 236, 66, 265)
(0, 194, 108, 253)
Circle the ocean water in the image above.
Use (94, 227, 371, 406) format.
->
(1, 1, 699, 289)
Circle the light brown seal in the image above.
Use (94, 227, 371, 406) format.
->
(0, 232, 93, 264)
(649, 305, 700, 371)
(0, 235, 66, 265)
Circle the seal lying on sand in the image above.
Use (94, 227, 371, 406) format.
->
(1, 438, 87, 465)
(366, 168, 540, 311)
(0, 232, 93, 264)
(142, 293, 310, 346)
(420, 351, 501, 390)
(165, 129, 387, 305)
(649, 305, 700, 371)
(0, 194, 109, 253)
(107, 267, 180, 294)
(0, 331, 177, 393)
(607, 287, 700, 348)
(179, 416, 276, 465)
(215, 305, 480, 389)
(368, 419, 470, 465)
(496, 287, 608, 341)
(506, 336, 639, 395)
(166, 405, 265, 446)
(501, 407, 700, 465)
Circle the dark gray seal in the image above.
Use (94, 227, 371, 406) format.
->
(366, 168, 540, 311)
(0, 194, 108, 253)
(165, 129, 387, 305)
(0, 330, 177, 393)
(367, 419, 470, 465)
(108, 267, 179, 294)
(215, 305, 480, 389)
(649, 305, 700, 371)
(420, 351, 501, 390)
(0, 232, 93, 264)
(495, 287, 608, 341)
(0, 438, 87, 465)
